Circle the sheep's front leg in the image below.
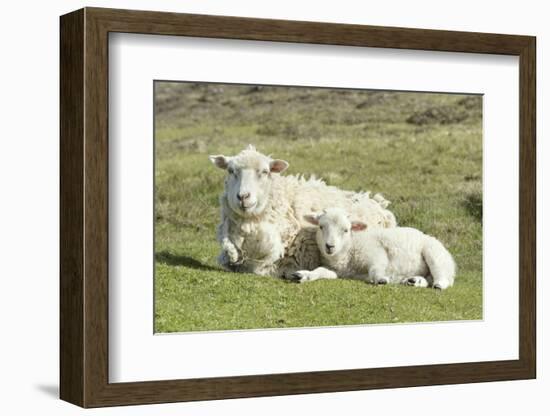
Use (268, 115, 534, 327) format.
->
(217, 218, 243, 268)
(237, 222, 285, 276)
(288, 267, 338, 283)
(219, 237, 242, 266)
(256, 222, 285, 264)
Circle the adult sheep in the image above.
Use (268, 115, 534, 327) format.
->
(209, 145, 396, 277)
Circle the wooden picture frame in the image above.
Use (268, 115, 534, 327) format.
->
(60, 7, 536, 408)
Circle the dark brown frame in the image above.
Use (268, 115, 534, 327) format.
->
(60, 7, 536, 408)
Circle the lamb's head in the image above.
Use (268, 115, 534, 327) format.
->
(304, 208, 367, 257)
(209, 145, 289, 218)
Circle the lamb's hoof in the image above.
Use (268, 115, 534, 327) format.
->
(376, 278, 389, 285)
(433, 284, 443, 291)
(404, 276, 429, 288)
(406, 277, 424, 287)
(287, 272, 306, 283)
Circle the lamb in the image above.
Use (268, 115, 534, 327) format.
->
(290, 208, 455, 289)
(209, 145, 397, 277)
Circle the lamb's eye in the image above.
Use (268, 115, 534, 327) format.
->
(262, 170, 269, 175)
(344, 229, 349, 233)
(319, 225, 324, 230)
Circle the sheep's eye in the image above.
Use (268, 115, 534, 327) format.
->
(344, 229, 349, 233)
(262, 170, 269, 176)
(319, 225, 324, 230)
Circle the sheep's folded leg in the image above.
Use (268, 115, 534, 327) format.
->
(286, 267, 338, 283)
(255, 222, 285, 264)
(223, 239, 241, 262)
(218, 238, 244, 269)
(367, 261, 391, 285)
(217, 217, 244, 267)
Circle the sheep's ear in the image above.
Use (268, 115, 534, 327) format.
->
(304, 214, 320, 226)
(209, 155, 229, 170)
(269, 159, 289, 173)
(351, 221, 367, 232)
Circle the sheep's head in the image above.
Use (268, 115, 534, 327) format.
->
(209, 145, 289, 218)
(304, 208, 367, 257)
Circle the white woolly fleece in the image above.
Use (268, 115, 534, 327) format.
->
(213, 146, 397, 277)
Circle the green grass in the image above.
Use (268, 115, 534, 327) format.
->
(154, 82, 483, 333)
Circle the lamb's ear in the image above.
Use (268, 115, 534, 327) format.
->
(351, 221, 367, 232)
(209, 155, 229, 170)
(269, 159, 289, 173)
(304, 214, 320, 226)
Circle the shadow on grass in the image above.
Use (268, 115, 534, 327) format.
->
(155, 251, 221, 272)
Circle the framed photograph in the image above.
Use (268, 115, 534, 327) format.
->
(60, 7, 536, 408)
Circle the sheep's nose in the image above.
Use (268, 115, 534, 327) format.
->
(237, 192, 250, 201)
(325, 243, 335, 251)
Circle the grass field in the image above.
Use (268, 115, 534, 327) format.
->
(154, 82, 483, 333)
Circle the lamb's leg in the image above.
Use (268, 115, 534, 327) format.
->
(422, 239, 456, 290)
(358, 244, 390, 285)
(367, 260, 390, 285)
(287, 267, 338, 283)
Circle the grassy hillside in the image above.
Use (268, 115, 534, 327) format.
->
(154, 82, 483, 333)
